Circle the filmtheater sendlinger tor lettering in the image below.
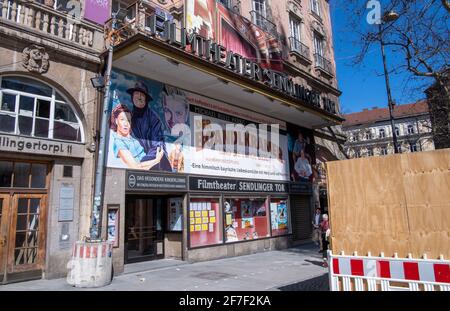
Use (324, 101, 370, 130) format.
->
(144, 14, 337, 115)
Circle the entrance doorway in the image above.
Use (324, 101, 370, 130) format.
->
(0, 160, 49, 283)
(125, 196, 167, 263)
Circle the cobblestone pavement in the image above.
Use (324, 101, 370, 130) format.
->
(1, 243, 330, 291)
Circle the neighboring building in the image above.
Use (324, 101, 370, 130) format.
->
(1, 0, 344, 282)
(343, 101, 435, 158)
(0, 1, 104, 282)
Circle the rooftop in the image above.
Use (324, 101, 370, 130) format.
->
(343, 100, 429, 127)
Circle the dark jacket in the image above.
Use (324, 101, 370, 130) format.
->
(131, 104, 171, 171)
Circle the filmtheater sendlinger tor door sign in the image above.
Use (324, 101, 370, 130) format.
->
(144, 14, 337, 115)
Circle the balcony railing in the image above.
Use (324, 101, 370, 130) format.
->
(314, 53, 333, 76)
(250, 10, 278, 39)
(289, 37, 310, 61)
(0, 0, 103, 50)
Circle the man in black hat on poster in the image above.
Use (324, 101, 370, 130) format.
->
(127, 81, 172, 171)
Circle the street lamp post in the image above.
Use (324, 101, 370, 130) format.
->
(89, 10, 127, 240)
(378, 11, 400, 153)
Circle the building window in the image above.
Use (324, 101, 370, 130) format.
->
(364, 131, 372, 140)
(189, 198, 223, 248)
(0, 161, 47, 189)
(379, 128, 385, 138)
(381, 146, 388, 155)
(354, 150, 360, 158)
(397, 145, 402, 153)
(310, 0, 321, 17)
(410, 143, 418, 152)
(395, 126, 400, 137)
(313, 33, 324, 57)
(290, 16, 302, 42)
(367, 149, 374, 157)
(112, 0, 133, 14)
(252, 0, 267, 20)
(407, 124, 415, 135)
(224, 198, 269, 243)
(0, 76, 83, 142)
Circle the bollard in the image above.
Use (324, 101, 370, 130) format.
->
(67, 240, 113, 288)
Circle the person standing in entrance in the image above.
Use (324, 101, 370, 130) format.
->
(320, 214, 330, 267)
(312, 207, 322, 251)
(127, 81, 172, 171)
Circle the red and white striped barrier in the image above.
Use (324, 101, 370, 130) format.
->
(327, 251, 450, 291)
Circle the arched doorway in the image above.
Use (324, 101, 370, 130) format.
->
(0, 75, 84, 283)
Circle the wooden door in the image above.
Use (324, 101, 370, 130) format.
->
(6, 194, 47, 274)
(0, 194, 9, 281)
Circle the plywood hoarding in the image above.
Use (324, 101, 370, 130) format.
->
(326, 149, 450, 259)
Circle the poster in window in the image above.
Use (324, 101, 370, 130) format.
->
(270, 199, 289, 236)
(107, 206, 119, 248)
(168, 198, 183, 231)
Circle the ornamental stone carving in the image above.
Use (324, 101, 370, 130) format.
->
(22, 45, 50, 74)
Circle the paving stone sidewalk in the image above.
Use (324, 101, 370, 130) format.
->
(0, 243, 329, 291)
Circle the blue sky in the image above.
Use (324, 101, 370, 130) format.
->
(330, 2, 429, 114)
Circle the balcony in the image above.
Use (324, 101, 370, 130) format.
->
(250, 10, 278, 39)
(289, 36, 311, 63)
(314, 53, 334, 78)
(0, 0, 104, 53)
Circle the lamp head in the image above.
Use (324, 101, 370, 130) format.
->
(382, 11, 399, 23)
(90, 76, 105, 90)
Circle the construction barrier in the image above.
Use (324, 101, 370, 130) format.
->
(66, 240, 113, 288)
(327, 251, 450, 291)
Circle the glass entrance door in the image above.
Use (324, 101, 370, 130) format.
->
(125, 196, 164, 263)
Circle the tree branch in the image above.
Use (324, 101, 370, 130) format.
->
(442, 0, 450, 12)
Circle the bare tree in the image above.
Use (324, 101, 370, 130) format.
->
(340, 0, 449, 148)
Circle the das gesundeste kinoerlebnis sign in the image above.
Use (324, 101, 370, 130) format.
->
(141, 14, 337, 115)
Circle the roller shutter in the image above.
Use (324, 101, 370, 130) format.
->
(290, 195, 312, 241)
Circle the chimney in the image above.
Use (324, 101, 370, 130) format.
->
(372, 106, 378, 110)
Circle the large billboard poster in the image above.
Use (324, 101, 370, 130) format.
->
(107, 69, 290, 181)
(216, 3, 284, 72)
(185, 1, 285, 72)
(186, 0, 217, 39)
(287, 124, 315, 182)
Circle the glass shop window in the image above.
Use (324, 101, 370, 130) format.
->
(224, 197, 269, 243)
(189, 198, 222, 248)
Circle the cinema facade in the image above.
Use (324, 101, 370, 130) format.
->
(101, 1, 344, 273)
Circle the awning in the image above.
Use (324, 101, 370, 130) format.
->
(111, 35, 344, 129)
